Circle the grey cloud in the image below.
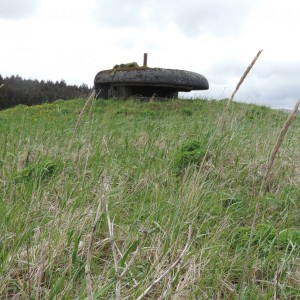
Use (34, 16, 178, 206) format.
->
(0, 0, 40, 20)
(254, 61, 300, 80)
(205, 56, 245, 85)
(94, 0, 259, 36)
(239, 71, 300, 109)
(237, 81, 300, 109)
(93, 0, 148, 28)
(200, 59, 300, 109)
(242, 60, 300, 108)
(169, 0, 259, 37)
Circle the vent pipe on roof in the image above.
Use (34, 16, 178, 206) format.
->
(143, 53, 148, 67)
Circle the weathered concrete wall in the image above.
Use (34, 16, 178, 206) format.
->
(94, 67, 208, 99)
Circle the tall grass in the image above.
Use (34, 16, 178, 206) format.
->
(0, 98, 300, 299)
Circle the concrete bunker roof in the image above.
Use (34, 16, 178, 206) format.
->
(94, 67, 209, 91)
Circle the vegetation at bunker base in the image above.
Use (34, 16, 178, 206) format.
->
(1, 97, 300, 299)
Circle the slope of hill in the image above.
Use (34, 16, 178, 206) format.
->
(1, 98, 300, 299)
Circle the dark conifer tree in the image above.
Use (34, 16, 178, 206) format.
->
(0, 74, 92, 110)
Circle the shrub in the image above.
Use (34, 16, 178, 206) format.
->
(174, 139, 208, 173)
(53, 99, 65, 104)
(232, 223, 276, 256)
(16, 159, 63, 181)
(245, 105, 269, 120)
(181, 109, 193, 116)
(277, 228, 300, 249)
(15, 104, 28, 109)
(233, 223, 300, 255)
(140, 109, 156, 117)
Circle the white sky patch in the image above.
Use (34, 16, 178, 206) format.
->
(1, 0, 300, 108)
(0, 0, 40, 20)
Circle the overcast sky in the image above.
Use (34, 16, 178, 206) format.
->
(1, 0, 300, 109)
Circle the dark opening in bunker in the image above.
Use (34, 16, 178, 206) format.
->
(130, 86, 178, 98)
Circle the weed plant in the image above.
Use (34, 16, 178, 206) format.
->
(0, 98, 300, 299)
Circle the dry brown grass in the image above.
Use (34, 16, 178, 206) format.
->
(259, 100, 300, 195)
(239, 99, 300, 299)
(69, 90, 96, 150)
(226, 49, 263, 109)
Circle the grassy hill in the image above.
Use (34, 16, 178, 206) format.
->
(1, 98, 300, 299)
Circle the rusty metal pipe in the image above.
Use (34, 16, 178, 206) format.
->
(143, 53, 148, 67)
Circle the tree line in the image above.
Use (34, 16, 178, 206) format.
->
(0, 74, 92, 110)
